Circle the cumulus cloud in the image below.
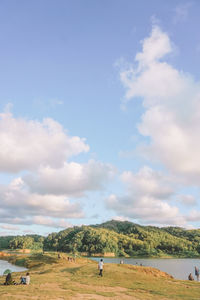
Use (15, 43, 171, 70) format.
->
(106, 194, 184, 226)
(115, 25, 200, 227)
(32, 216, 72, 228)
(0, 179, 84, 226)
(121, 166, 174, 199)
(106, 167, 187, 226)
(23, 160, 116, 196)
(186, 210, 200, 222)
(0, 112, 89, 173)
(120, 26, 180, 107)
(120, 25, 200, 184)
(177, 194, 197, 206)
(0, 110, 117, 228)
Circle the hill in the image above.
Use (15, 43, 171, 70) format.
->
(1, 220, 200, 257)
(43, 220, 200, 257)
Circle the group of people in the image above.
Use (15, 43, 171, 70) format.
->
(58, 252, 76, 262)
(4, 272, 30, 285)
(188, 266, 199, 281)
(67, 256, 76, 262)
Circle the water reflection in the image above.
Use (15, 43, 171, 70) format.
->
(0, 260, 27, 275)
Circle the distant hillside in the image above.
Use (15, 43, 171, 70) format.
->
(44, 220, 200, 257)
(1, 220, 200, 258)
(92, 220, 142, 234)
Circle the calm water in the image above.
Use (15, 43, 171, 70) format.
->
(90, 257, 200, 280)
(0, 259, 27, 275)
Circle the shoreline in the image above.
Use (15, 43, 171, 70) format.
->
(0, 252, 199, 299)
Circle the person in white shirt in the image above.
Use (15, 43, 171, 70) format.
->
(98, 259, 104, 277)
(25, 272, 30, 285)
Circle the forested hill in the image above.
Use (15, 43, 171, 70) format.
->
(1, 220, 200, 258)
(42, 220, 200, 257)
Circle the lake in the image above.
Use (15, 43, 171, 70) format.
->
(90, 257, 200, 280)
(0, 259, 27, 276)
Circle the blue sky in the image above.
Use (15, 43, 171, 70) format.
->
(0, 0, 200, 236)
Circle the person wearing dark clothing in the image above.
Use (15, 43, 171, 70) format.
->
(188, 273, 194, 281)
(195, 266, 199, 281)
(20, 276, 26, 284)
(4, 273, 14, 285)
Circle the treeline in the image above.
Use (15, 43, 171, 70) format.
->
(1, 220, 200, 257)
(43, 221, 200, 257)
(0, 235, 44, 250)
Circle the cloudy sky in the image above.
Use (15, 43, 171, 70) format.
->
(0, 0, 200, 236)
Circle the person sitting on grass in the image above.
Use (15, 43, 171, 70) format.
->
(25, 272, 30, 285)
(4, 273, 15, 285)
(20, 275, 26, 284)
(20, 272, 30, 285)
(188, 273, 194, 281)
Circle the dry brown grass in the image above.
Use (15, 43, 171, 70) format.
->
(0, 253, 199, 299)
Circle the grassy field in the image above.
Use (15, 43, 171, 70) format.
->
(0, 252, 199, 299)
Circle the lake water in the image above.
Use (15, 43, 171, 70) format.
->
(0, 259, 27, 275)
(90, 257, 200, 280)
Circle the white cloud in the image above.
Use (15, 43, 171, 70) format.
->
(186, 210, 200, 222)
(112, 216, 130, 222)
(0, 179, 84, 226)
(0, 112, 89, 173)
(0, 110, 117, 228)
(121, 166, 174, 199)
(106, 194, 185, 226)
(105, 167, 187, 226)
(1, 224, 19, 230)
(135, 25, 172, 68)
(120, 26, 184, 108)
(120, 25, 200, 184)
(116, 25, 200, 227)
(177, 194, 197, 206)
(32, 216, 72, 228)
(23, 160, 116, 196)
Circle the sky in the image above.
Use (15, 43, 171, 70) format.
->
(0, 0, 200, 236)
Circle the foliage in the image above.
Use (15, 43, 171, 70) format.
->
(1, 220, 200, 257)
(0, 236, 15, 249)
(7, 234, 44, 250)
(44, 220, 200, 257)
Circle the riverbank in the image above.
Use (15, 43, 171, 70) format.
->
(0, 252, 199, 299)
(90, 256, 200, 280)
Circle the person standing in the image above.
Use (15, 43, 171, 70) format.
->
(98, 259, 104, 277)
(195, 266, 199, 281)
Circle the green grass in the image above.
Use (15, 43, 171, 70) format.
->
(0, 252, 199, 299)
